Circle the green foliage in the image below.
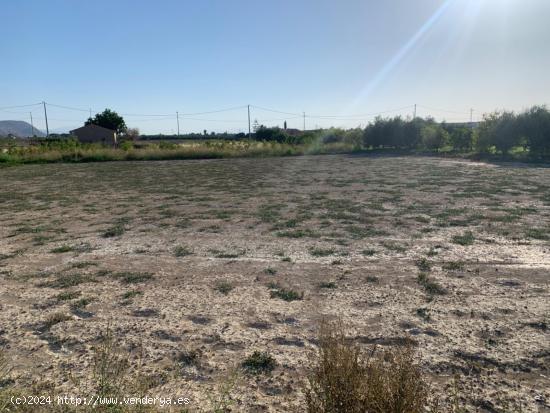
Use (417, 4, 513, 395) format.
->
(254, 126, 291, 143)
(421, 124, 449, 150)
(241, 351, 277, 374)
(520, 105, 550, 156)
(86, 108, 127, 134)
(449, 127, 473, 151)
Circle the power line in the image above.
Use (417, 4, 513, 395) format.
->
(417, 104, 470, 115)
(0, 102, 42, 111)
(46, 102, 91, 112)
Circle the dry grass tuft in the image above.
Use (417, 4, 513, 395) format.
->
(305, 321, 430, 413)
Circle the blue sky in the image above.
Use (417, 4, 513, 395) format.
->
(2, 0, 550, 134)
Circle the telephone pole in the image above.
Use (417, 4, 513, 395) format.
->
(470, 108, 474, 124)
(89, 108, 92, 119)
(42, 101, 49, 137)
(29, 112, 34, 137)
(413, 104, 417, 119)
(303, 112, 306, 131)
(176, 111, 180, 136)
(247, 105, 251, 138)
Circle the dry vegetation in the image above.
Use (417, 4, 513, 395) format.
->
(0, 154, 549, 412)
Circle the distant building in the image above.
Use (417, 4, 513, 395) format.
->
(70, 124, 117, 145)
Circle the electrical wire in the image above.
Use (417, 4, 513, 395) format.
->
(0, 102, 42, 111)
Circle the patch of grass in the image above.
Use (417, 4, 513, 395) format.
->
(43, 312, 71, 329)
(214, 280, 234, 295)
(415, 258, 432, 272)
(442, 261, 464, 271)
(277, 229, 319, 238)
(366, 275, 379, 283)
(417, 272, 447, 296)
(452, 231, 475, 246)
(319, 281, 337, 289)
(305, 321, 429, 413)
(173, 245, 193, 257)
(524, 228, 549, 240)
(113, 272, 154, 284)
(381, 241, 407, 253)
(56, 291, 81, 301)
(210, 248, 245, 259)
(309, 247, 336, 257)
(102, 221, 127, 238)
(71, 261, 97, 269)
(121, 290, 143, 300)
(361, 248, 376, 256)
(70, 297, 96, 310)
(331, 259, 343, 265)
(270, 287, 304, 301)
(50, 245, 74, 253)
(41, 274, 96, 289)
(264, 267, 277, 275)
(241, 351, 277, 374)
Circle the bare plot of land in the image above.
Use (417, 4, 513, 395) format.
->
(0, 155, 549, 412)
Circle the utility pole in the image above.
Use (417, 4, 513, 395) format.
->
(303, 112, 306, 131)
(42, 101, 49, 137)
(89, 108, 92, 119)
(176, 111, 180, 136)
(470, 108, 474, 124)
(247, 105, 251, 138)
(413, 104, 417, 119)
(29, 112, 34, 137)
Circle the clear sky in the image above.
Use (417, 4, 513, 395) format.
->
(2, 0, 550, 134)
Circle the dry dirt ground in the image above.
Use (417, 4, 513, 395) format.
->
(0, 155, 549, 412)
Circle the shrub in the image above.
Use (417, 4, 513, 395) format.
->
(305, 322, 430, 413)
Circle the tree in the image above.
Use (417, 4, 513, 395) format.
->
(421, 124, 448, 150)
(86, 109, 127, 134)
(520, 105, 550, 156)
(449, 127, 473, 151)
(124, 128, 140, 141)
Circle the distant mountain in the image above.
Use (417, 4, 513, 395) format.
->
(0, 120, 46, 138)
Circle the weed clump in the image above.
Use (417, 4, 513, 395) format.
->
(214, 280, 234, 295)
(305, 322, 430, 413)
(452, 231, 475, 246)
(269, 285, 304, 301)
(242, 351, 277, 374)
(442, 261, 464, 271)
(310, 247, 336, 257)
(415, 258, 432, 272)
(417, 273, 447, 296)
(173, 245, 193, 257)
(43, 312, 71, 330)
(50, 245, 74, 253)
(113, 271, 154, 284)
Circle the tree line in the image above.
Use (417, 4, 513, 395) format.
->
(253, 105, 550, 157)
